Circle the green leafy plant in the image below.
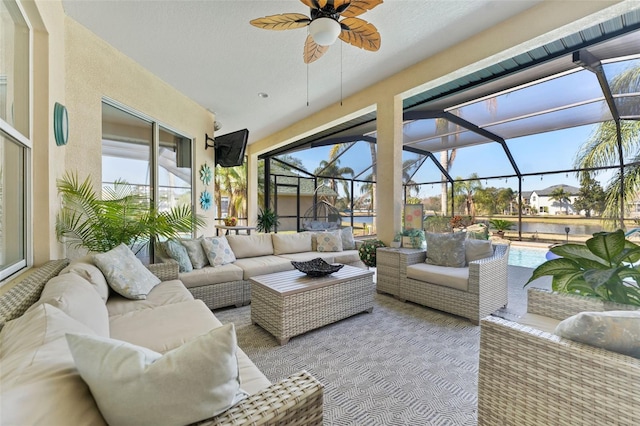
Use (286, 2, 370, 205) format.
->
(525, 230, 640, 306)
(403, 229, 426, 248)
(489, 219, 515, 232)
(256, 207, 279, 233)
(56, 172, 204, 254)
(393, 232, 403, 243)
(358, 239, 386, 267)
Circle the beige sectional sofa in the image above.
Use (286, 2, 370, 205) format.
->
(0, 258, 323, 425)
(158, 231, 365, 310)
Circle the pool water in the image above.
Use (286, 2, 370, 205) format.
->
(508, 246, 548, 268)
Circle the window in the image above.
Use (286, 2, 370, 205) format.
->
(0, 1, 30, 280)
(101, 101, 193, 262)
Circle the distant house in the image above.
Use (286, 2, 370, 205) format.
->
(523, 184, 579, 215)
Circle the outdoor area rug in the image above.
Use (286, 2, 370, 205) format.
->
(215, 293, 480, 425)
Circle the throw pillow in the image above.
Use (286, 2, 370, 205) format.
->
(59, 257, 110, 302)
(66, 323, 248, 426)
(340, 226, 356, 250)
(93, 244, 161, 300)
(28, 273, 110, 336)
(180, 237, 210, 269)
(554, 310, 640, 359)
(163, 239, 193, 272)
(425, 232, 467, 267)
(465, 239, 494, 263)
(316, 231, 343, 252)
(201, 236, 236, 267)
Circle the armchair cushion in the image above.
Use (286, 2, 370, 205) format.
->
(555, 310, 640, 359)
(465, 239, 494, 263)
(425, 232, 466, 267)
(406, 263, 469, 291)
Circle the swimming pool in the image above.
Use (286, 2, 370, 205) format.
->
(508, 246, 548, 268)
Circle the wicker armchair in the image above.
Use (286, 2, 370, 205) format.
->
(399, 244, 509, 324)
(478, 288, 640, 425)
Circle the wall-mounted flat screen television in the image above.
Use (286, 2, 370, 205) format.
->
(215, 129, 249, 167)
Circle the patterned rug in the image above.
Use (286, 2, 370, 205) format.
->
(214, 266, 552, 425)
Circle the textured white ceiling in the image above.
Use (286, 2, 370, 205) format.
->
(62, 0, 542, 144)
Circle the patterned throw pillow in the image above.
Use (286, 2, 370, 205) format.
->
(316, 231, 343, 252)
(340, 227, 356, 250)
(201, 237, 236, 267)
(180, 237, 209, 269)
(555, 311, 640, 359)
(93, 244, 161, 300)
(163, 240, 193, 273)
(425, 232, 467, 267)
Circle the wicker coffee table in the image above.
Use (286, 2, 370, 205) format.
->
(250, 265, 375, 345)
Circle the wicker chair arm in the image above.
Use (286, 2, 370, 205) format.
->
(201, 370, 323, 426)
(467, 244, 509, 294)
(147, 261, 179, 281)
(478, 315, 640, 425)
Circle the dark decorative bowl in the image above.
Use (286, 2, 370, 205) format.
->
(291, 258, 344, 277)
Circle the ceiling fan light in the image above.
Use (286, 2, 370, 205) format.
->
(309, 17, 341, 46)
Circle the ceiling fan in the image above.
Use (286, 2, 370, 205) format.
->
(250, 0, 383, 64)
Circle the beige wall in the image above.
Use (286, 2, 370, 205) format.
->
(26, 2, 217, 263)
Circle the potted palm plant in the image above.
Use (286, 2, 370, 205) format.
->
(489, 219, 514, 238)
(256, 207, 279, 233)
(56, 172, 204, 255)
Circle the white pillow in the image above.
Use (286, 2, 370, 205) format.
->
(28, 273, 110, 336)
(316, 231, 343, 252)
(201, 236, 236, 267)
(66, 323, 248, 426)
(180, 237, 210, 269)
(93, 243, 161, 300)
(340, 227, 356, 250)
(465, 239, 493, 263)
(555, 310, 640, 359)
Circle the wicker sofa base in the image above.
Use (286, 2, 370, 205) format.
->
(188, 280, 247, 310)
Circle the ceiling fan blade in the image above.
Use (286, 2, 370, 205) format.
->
(339, 17, 380, 51)
(299, 0, 326, 10)
(339, 0, 383, 18)
(304, 35, 330, 64)
(250, 13, 310, 30)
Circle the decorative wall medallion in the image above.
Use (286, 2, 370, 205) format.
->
(199, 163, 212, 185)
(53, 102, 69, 146)
(200, 190, 212, 211)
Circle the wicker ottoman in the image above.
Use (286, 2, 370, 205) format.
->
(250, 265, 375, 345)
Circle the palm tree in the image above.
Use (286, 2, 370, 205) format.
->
(214, 163, 247, 219)
(314, 158, 354, 206)
(549, 186, 572, 214)
(575, 64, 640, 227)
(454, 173, 482, 217)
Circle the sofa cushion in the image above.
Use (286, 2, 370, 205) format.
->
(232, 255, 294, 280)
(60, 257, 110, 302)
(106, 280, 194, 317)
(426, 232, 467, 267)
(227, 234, 274, 258)
(333, 250, 362, 265)
(93, 243, 161, 300)
(162, 239, 193, 272)
(301, 231, 319, 251)
(109, 299, 219, 353)
(555, 310, 640, 358)
(465, 239, 494, 263)
(340, 226, 356, 250)
(406, 263, 469, 291)
(316, 230, 343, 252)
(277, 251, 336, 263)
(179, 264, 245, 288)
(29, 273, 109, 337)
(181, 237, 210, 269)
(201, 236, 237, 266)
(0, 304, 106, 426)
(66, 323, 248, 426)
(272, 232, 313, 255)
